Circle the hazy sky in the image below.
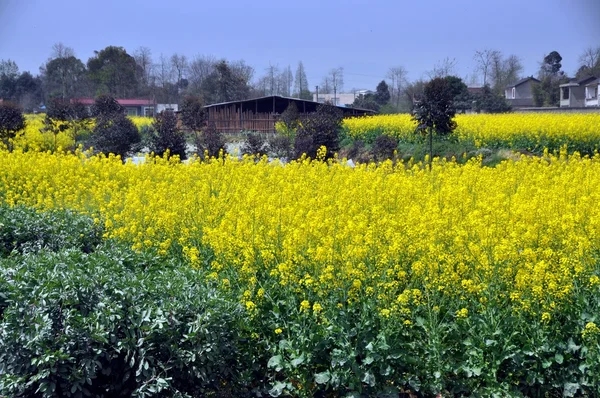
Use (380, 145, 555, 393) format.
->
(1, 0, 599, 90)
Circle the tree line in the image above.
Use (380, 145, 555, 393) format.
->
(1, 43, 598, 113)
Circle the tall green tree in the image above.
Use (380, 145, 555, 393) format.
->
(0, 101, 25, 150)
(42, 55, 87, 99)
(533, 51, 566, 107)
(201, 60, 250, 104)
(412, 78, 457, 167)
(87, 46, 138, 97)
(445, 76, 472, 113)
(374, 80, 391, 105)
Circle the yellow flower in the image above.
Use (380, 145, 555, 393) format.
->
(300, 300, 310, 312)
(275, 328, 283, 334)
(456, 308, 469, 318)
(313, 302, 323, 314)
(541, 312, 551, 323)
(245, 301, 256, 311)
(583, 322, 600, 339)
(380, 308, 391, 318)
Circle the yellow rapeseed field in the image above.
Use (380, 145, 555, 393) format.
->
(0, 148, 599, 324)
(343, 113, 600, 153)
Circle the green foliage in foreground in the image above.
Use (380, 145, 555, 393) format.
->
(1, 206, 600, 397)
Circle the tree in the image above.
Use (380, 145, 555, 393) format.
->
(180, 96, 206, 133)
(87, 46, 138, 97)
(328, 67, 344, 103)
(534, 51, 566, 107)
(133, 46, 154, 89)
(427, 57, 457, 79)
(473, 49, 500, 86)
(444, 76, 472, 113)
(294, 61, 311, 100)
(473, 85, 511, 113)
(91, 94, 124, 117)
(186, 55, 216, 97)
(150, 110, 186, 159)
(542, 51, 563, 75)
(374, 80, 391, 105)
(41, 54, 87, 100)
(0, 60, 19, 101)
(386, 66, 408, 108)
(0, 101, 25, 150)
(576, 46, 600, 78)
(412, 78, 457, 167)
(352, 93, 380, 112)
(201, 60, 251, 104)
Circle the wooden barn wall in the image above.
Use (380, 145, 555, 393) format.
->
(207, 105, 277, 133)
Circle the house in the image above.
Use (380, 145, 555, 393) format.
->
(560, 76, 597, 107)
(584, 78, 599, 107)
(204, 95, 375, 134)
(313, 93, 359, 107)
(71, 98, 178, 116)
(504, 76, 540, 107)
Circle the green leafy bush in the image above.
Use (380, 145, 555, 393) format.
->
(0, 205, 102, 256)
(0, 245, 249, 397)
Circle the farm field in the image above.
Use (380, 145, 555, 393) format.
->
(1, 138, 600, 395)
(343, 113, 600, 155)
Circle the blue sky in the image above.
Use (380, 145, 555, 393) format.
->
(0, 0, 598, 90)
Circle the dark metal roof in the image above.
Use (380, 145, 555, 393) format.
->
(506, 76, 540, 88)
(203, 95, 376, 114)
(577, 75, 598, 85)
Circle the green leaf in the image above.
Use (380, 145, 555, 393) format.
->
(364, 356, 374, 365)
(267, 355, 283, 372)
(362, 371, 376, 387)
(554, 353, 564, 364)
(268, 381, 286, 397)
(314, 371, 331, 384)
(563, 382, 580, 397)
(291, 353, 305, 368)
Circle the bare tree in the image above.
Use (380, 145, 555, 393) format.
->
(134, 46, 153, 87)
(386, 66, 408, 107)
(427, 57, 457, 79)
(171, 54, 188, 89)
(50, 42, 75, 60)
(328, 67, 344, 104)
(154, 54, 175, 103)
(579, 46, 600, 70)
(265, 64, 279, 96)
(187, 54, 216, 95)
(473, 49, 500, 86)
(279, 65, 293, 96)
(490, 52, 524, 93)
(320, 76, 332, 94)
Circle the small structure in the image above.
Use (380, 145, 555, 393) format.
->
(204, 95, 375, 134)
(313, 92, 372, 107)
(584, 78, 599, 107)
(505, 76, 540, 107)
(72, 98, 177, 116)
(560, 76, 598, 107)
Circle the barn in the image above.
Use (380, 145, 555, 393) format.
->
(204, 95, 375, 134)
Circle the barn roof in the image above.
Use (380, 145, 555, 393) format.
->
(204, 95, 376, 115)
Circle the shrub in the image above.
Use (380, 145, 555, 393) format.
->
(372, 134, 398, 162)
(89, 115, 140, 160)
(91, 94, 124, 118)
(195, 122, 226, 159)
(0, 205, 102, 257)
(293, 104, 343, 159)
(0, 101, 25, 150)
(0, 246, 248, 397)
(268, 134, 293, 159)
(149, 111, 187, 160)
(180, 96, 206, 133)
(240, 132, 267, 157)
